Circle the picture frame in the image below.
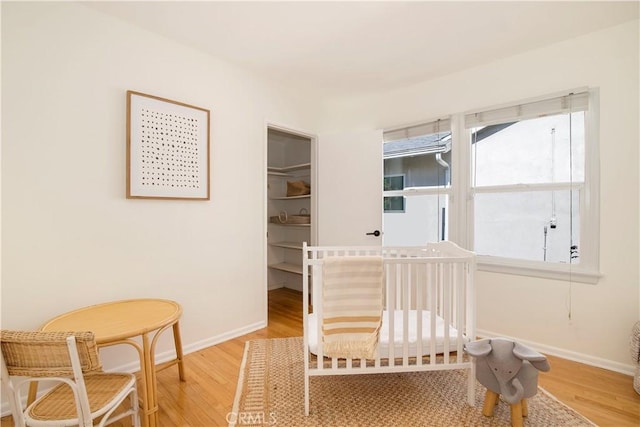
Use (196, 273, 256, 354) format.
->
(126, 90, 210, 200)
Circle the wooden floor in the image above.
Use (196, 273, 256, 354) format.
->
(2, 287, 638, 426)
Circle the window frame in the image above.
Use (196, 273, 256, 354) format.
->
(461, 88, 600, 284)
(382, 118, 453, 241)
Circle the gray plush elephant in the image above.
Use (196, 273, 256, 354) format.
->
(465, 337, 550, 405)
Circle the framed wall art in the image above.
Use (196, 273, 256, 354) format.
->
(126, 90, 210, 200)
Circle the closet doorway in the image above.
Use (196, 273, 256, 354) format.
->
(266, 125, 316, 294)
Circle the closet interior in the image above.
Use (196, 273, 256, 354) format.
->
(267, 128, 313, 291)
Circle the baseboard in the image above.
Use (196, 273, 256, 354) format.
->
(103, 320, 268, 373)
(283, 283, 303, 292)
(181, 321, 267, 356)
(476, 329, 635, 376)
(0, 320, 267, 418)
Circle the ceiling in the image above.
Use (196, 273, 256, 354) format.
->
(86, 1, 639, 97)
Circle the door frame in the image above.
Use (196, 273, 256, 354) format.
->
(263, 120, 318, 315)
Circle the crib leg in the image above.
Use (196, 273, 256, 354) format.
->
(304, 375, 310, 416)
(467, 365, 476, 406)
(482, 390, 499, 417)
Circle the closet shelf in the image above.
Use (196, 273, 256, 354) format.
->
(268, 263, 304, 275)
(268, 223, 310, 228)
(270, 241, 303, 250)
(267, 163, 311, 174)
(269, 194, 311, 200)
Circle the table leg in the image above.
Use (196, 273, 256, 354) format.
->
(137, 320, 185, 426)
(172, 321, 186, 381)
(142, 333, 158, 427)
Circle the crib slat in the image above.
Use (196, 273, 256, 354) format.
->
(429, 263, 437, 364)
(402, 262, 409, 366)
(455, 262, 464, 363)
(443, 262, 451, 364)
(415, 262, 423, 366)
(387, 262, 396, 365)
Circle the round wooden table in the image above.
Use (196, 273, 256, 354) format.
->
(38, 299, 185, 427)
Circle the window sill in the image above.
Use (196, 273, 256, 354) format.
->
(477, 256, 601, 284)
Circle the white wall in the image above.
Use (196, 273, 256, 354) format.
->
(319, 20, 640, 372)
(1, 2, 318, 370)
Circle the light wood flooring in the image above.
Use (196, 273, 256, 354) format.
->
(2, 288, 638, 426)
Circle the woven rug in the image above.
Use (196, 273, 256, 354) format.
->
(230, 337, 596, 427)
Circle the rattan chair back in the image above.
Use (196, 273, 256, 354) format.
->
(1, 330, 102, 377)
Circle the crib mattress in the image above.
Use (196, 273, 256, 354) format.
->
(308, 310, 468, 359)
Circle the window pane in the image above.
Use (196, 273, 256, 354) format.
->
(383, 194, 448, 246)
(384, 175, 404, 191)
(384, 131, 451, 188)
(474, 190, 580, 263)
(384, 153, 450, 187)
(472, 112, 585, 187)
(384, 196, 405, 213)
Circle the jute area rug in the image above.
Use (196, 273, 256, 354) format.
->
(230, 337, 596, 427)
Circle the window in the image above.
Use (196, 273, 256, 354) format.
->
(382, 89, 600, 283)
(383, 175, 405, 212)
(465, 90, 599, 282)
(382, 119, 451, 246)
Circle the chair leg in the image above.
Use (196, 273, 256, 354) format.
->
(510, 401, 524, 427)
(482, 390, 499, 417)
(131, 387, 141, 427)
(522, 398, 528, 417)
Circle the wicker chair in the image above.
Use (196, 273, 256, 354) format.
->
(0, 330, 139, 427)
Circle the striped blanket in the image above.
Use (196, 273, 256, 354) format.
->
(321, 256, 384, 359)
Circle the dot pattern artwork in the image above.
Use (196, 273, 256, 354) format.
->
(138, 108, 201, 189)
(127, 91, 209, 200)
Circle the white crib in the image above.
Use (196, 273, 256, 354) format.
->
(302, 241, 476, 416)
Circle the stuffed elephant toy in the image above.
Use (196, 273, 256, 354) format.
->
(465, 337, 550, 404)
